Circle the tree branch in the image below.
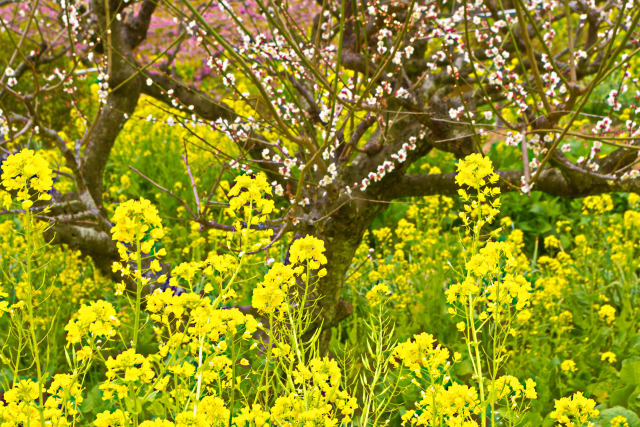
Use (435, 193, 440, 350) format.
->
(387, 168, 640, 200)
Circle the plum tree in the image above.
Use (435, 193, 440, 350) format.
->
(2, 0, 640, 348)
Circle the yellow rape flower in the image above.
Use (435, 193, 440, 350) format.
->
(227, 172, 274, 225)
(111, 198, 164, 249)
(1, 149, 54, 209)
(610, 415, 630, 427)
(272, 358, 356, 425)
(175, 398, 230, 425)
(544, 235, 561, 249)
(549, 392, 599, 426)
(560, 359, 577, 373)
(455, 153, 499, 189)
(4, 379, 39, 403)
(598, 304, 616, 325)
(624, 210, 640, 228)
(100, 349, 155, 400)
(404, 383, 481, 426)
(582, 194, 613, 215)
(234, 405, 270, 426)
(486, 375, 537, 408)
(94, 410, 130, 427)
(252, 262, 295, 315)
(289, 235, 328, 271)
(64, 300, 120, 345)
(391, 332, 451, 379)
(139, 420, 175, 427)
(366, 283, 391, 307)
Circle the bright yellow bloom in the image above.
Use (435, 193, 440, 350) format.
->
(487, 375, 537, 402)
(139, 420, 175, 427)
(110, 198, 165, 248)
(366, 283, 391, 307)
(391, 332, 451, 379)
(1, 149, 53, 209)
(582, 194, 613, 214)
(610, 415, 630, 427)
(272, 357, 356, 425)
(252, 262, 295, 315)
(100, 349, 155, 400)
(624, 210, 640, 228)
(47, 374, 84, 415)
(560, 359, 577, 373)
(525, 378, 538, 400)
(455, 153, 499, 189)
(227, 172, 274, 226)
(544, 235, 561, 249)
(94, 410, 129, 427)
(550, 392, 599, 426)
(598, 304, 616, 325)
(4, 379, 39, 403)
(64, 300, 120, 345)
(289, 235, 328, 270)
(404, 383, 481, 426)
(234, 405, 270, 426)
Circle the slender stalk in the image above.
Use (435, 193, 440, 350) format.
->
(468, 291, 486, 427)
(132, 238, 143, 351)
(360, 305, 384, 426)
(24, 211, 46, 426)
(193, 335, 205, 417)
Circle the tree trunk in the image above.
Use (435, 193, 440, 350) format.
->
(299, 199, 383, 352)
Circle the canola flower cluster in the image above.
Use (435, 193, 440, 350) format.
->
(394, 333, 481, 426)
(219, 172, 278, 252)
(1, 376, 84, 426)
(252, 262, 296, 316)
(110, 197, 169, 295)
(111, 197, 166, 254)
(252, 235, 328, 317)
(455, 153, 501, 233)
(64, 299, 120, 349)
(0, 149, 53, 209)
(105, 186, 352, 425)
(272, 357, 357, 424)
(550, 392, 600, 426)
(391, 332, 453, 379)
(227, 172, 275, 224)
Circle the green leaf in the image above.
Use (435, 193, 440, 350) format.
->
(596, 407, 640, 427)
(453, 359, 474, 378)
(124, 396, 143, 414)
(144, 390, 159, 402)
(518, 411, 545, 427)
(610, 384, 636, 407)
(627, 336, 640, 357)
(620, 357, 640, 386)
(146, 399, 167, 418)
(80, 384, 103, 413)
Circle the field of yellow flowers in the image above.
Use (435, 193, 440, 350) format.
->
(1, 103, 640, 427)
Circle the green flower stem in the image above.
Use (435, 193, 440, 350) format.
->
(193, 335, 205, 417)
(132, 238, 143, 352)
(25, 211, 46, 426)
(468, 290, 487, 427)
